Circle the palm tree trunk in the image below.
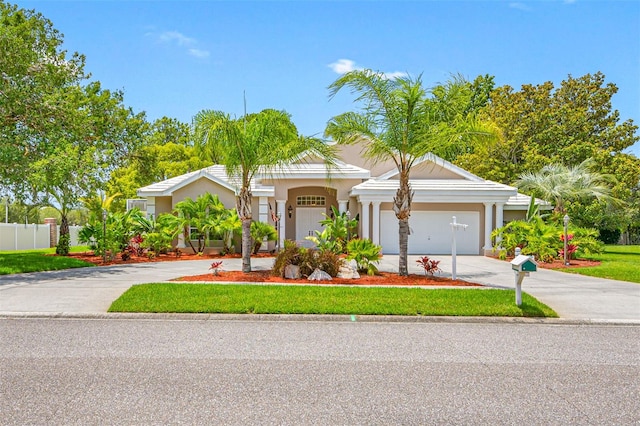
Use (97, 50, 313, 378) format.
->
(237, 187, 252, 273)
(394, 171, 413, 276)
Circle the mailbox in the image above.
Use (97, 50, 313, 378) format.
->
(511, 255, 537, 272)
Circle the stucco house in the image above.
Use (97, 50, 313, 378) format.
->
(136, 142, 537, 255)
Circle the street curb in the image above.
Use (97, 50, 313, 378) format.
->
(1, 312, 639, 326)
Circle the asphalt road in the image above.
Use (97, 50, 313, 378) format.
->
(1, 318, 638, 425)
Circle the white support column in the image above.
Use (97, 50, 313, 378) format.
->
(483, 202, 494, 252)
(338, 200, 348, 214)
(495, 202, 505, 246)
(276, 200, 286, 249)
(360, 200, 370, 240)
(371, 201, 381, 245)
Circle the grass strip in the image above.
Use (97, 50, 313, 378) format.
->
(109, 284, 557, 317)
(0, 247, 94, 275)
(556, 245, 640, 284)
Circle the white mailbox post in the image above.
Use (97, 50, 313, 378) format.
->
(450, 216, 468, 280)
(510, 255, 538, 306)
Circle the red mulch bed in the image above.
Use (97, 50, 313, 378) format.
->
(63, 251, 271, 266)
(63, 252, 478, 287)
(536, 259, 601, 269)
(173, 270, 480, 287)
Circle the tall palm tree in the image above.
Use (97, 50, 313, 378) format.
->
(325, 69, 492, 275)
(194, 108, 336, 272)
(516, 159, 617, 214)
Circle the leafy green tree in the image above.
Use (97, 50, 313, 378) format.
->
(193, 108, 336, 272)
(0, 1, 87, 189)
(457, 72, 639, 183)
(107, 117, 208, 209)
(25, 82, 146, 254)
(1, 3, 146, 252)
(456, 72, 639, 238)
(325, 69, 493, 275)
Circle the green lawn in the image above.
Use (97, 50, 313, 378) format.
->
(0, 247, 94, 275)
(559, 245, 640, 284)
(109, 283, 557, 317)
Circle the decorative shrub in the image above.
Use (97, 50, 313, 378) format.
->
(56, 233, 70, 256)
(250, 221, 277, 254)
(346, 238, 381, 276)
(209, 261, 223, 276)
(272, 240, 343, 278)
(272, 240, 305, 278)
(492, 216, 603, 262)
(305, 206, 358, 254)
(300, 249, 343, 277)
(416, 256, 441, 276)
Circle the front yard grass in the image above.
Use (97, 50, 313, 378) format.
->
(559, 245, 640, 284)
(0, 247, 94, 275)
(109, 284, 557, 317)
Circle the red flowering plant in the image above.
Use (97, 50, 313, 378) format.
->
(416, 256, 442, 276)
(209, 261, 223, 276)
(558, 234, 578, 260)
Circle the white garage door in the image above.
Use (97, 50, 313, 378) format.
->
(379, 211, 480, 255)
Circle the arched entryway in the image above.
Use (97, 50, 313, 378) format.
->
(284, 186, 337, 245)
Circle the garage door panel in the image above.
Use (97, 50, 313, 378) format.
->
(380, 211, 479, 255)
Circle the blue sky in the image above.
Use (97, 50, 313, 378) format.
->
(15, 0, 640, 156)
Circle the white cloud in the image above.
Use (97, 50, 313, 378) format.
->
(188, 48, 210, 58)
(152, 30, 210, 59)
(328, 59, 407, 79)
(159, 30, 196, 47)
(509, 2, 532, 11)
(382, 71, 408, 80)
(328, 59, 358, 74)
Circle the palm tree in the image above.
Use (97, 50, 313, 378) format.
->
(516, 159, 617, 214)
(325, 69, 492, 275)
(194, 108, 336, 272)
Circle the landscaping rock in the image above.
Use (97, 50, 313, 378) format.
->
(284, 264, 301, 279)
(337, 260, 360, 279)
(308, 268, 332, 281)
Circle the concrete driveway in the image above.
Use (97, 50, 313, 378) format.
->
(0, 255, 638, 322)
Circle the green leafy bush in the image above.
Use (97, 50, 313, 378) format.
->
(346, 239, 381, 275)
(305, 206, 358, 254)
(250, 221, 277, 254)
(492, 217, 603, 262)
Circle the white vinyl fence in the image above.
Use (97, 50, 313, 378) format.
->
(0, 223, 81, 251)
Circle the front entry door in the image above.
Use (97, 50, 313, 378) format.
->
(296, 207, 326, 246)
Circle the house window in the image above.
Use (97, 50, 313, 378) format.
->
(296, 196, 326, 207)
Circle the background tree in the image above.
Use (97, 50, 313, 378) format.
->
(26, 82, 146, 254)
(456, 72, 640, 239)
(107, 117, 208, 210)
(194, 108, 336, 272)
(1, 2, 146, 253)
(326, 69, 494, 275)
(0, 1, 86, 190)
